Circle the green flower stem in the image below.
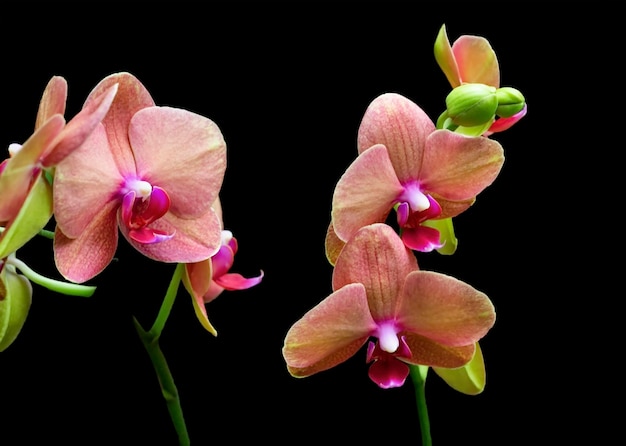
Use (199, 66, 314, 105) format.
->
(9, 257, 96, 297)
(409, 364, 432, 446)
(133, 263, 189, 446)
(38, 229, 55, 239)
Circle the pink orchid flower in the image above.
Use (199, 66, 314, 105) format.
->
(53, 72, 227, 283)
(183, 198, 263, 335)
(283, 223, 495, 389)
(434, 24, 526, 135)
(0, 76, 117, 252)
(329, 93, 504, 256)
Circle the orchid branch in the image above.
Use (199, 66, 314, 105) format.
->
(409, 364, 432, 446)
(133, 263, 189, 446)
(9, 256, 96, 297)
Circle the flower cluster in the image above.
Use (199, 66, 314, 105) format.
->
(281, 22, 526, 426)
(0, 72, 263, 351)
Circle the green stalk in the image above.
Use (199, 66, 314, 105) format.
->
(133, 263, 189, 446)
(409, 364, 432, 446)
(9, 257, 96, 297)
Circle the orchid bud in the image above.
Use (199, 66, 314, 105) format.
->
(445, 83, 498, 127)
(495, 87, 525, 118)
(0, 263, 33, 352)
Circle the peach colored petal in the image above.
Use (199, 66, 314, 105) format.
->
(282, 283, 376, 377)
(54, 200, 120, 283)
(53, 124, 124, 238)
(324, 221, 345, 266)
(120, 206, 222, 264)
(453, 35, 500, 87)
(403, 332, 476, 368)
(357, 93, 435, 183)
(420, 130, 504, 201)
(331, 144, 404, 243)
(398, 271, 496, 347)
(35, 76, 67, 130)
(130, 106, 226, 218)
(332, 223, 418, 321)
(0, 114, 65, 222)
(43, 83, 118, 167)
(84, 72, 155, 176)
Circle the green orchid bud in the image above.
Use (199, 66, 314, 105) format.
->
(495, 87, 525, 118)
(0, 262, 33, 352)
(445, 83, 498, 127)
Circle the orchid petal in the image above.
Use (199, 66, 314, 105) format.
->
(331, 144, 404, 243)
(434, 24, 462, 88)
(54, 200, 120, 283)
(398, 270, 495, 346)
(324, 221, 345, 267)
(357, 93, 435, 182)
(43, 83, 118, 167)
(421, 130, 504, 201)
(283, 283, 377, 377)
(0, 175, 53, 259)
(35, 76, 67, 130)
(84, 72, 155, 175)
(433, 342, 486, 395)
(183, 260, 218, 336)
(0, 114, 65, 222)
(453, 35, 500, 87)
(403, 332, 476, 368)
(130, 106, 226, 219)
(332, 223, 418, 321)
(53, 124, 124, 238)
(121, 206, 221, 263)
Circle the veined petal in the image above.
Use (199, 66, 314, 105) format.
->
(357, 93, 435, 182)
(420, 130, 504, 201)
(54, 199, 120, 283)
(53, 124, 124, 238)
(35, 76, 68, 130)
(403, 332, 476, 368)
(121, 206, 222, 263)
(453, 35, 500, 87)
(130, 106, 227, 219)
(331, 144, 404, 243)
(332, 223, 418, 321)
(398, 271, 496, 346)
(0, 114, 65, 222)
(434, 24, 462, 88)
(183, 260, 218, 336)
(433, 342, 486, 395)
(84, 72, 155, 175)
(43, 82, 119, 167)
(282, 283, 377, 377)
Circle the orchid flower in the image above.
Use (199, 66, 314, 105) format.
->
(283, 223, 495, 389)
(183, 198, 263, 336)
(327, 93, 504, 261)
(434, 24, 526, 136)
(52, 72, 227, 283)
(0, 254, 32, 352)
(0, 76, 117, 252)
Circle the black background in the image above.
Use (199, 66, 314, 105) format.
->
(0, 3, 620, 445)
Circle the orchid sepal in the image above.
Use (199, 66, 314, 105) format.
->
(0, 263, 32, 352)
